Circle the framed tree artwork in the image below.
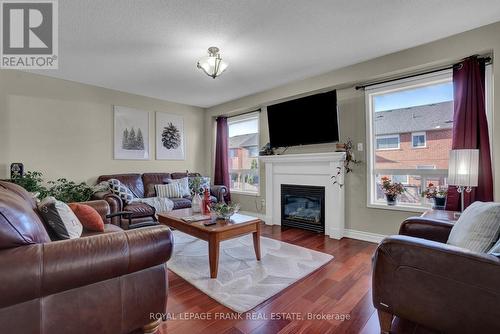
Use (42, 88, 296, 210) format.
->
(156, 112, 185, 160)
(113, 106, 150, 160)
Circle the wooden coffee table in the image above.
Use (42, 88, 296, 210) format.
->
(158, 208, 261, 279)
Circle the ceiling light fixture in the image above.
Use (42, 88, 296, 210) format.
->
(197, 46, 228, 79)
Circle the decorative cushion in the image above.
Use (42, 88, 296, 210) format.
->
(108, 179, 135, 204)
(188, 176, 211, 195)
(68, 203, 105, 232)
(165, 177, 190, 197)
(155, 183, 183, 199)
(447, 201, 500, 253)
(37, 197, 83, 239)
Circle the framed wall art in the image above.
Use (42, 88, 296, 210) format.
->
(113, 106, 150, 160)
(156, 112, 185, 160)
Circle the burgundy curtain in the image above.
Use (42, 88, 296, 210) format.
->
(214, 116, 231, 202)
(446, 56, 493, 211)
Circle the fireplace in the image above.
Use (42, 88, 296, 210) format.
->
(281, 184, 325, 233)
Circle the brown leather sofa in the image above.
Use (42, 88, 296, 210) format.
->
(0, 180, 173, 334)
(372, 216, 500, 334)
(94, 172, 228, 228)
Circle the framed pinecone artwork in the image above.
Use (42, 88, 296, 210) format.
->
(156, 112, 185, 160)
(113, 106, 150, 160)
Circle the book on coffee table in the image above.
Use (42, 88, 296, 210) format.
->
(181, 215, 211, 222)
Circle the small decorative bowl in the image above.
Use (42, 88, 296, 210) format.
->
(212, 203, 240, 220)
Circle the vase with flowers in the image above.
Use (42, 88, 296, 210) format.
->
(380, 176, 405, 206)
(422, 183, 447, 209)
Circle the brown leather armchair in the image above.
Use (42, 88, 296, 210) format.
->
(372, 216, 500, 334)
(0, 181, 173, 334)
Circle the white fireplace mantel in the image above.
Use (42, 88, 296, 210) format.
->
(259, 152, 346, 239)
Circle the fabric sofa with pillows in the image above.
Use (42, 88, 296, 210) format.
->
(93, 172, 228, 228)
(0, 180, 173, 334)
(372, 201, 500, 334)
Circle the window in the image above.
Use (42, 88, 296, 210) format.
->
(411, 132, 426, 148)
(376, 135, 400, 150)
(366, 70, 454, 210)
(227, 112, 260, 194)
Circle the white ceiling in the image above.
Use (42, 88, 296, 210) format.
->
(33, 0, 500, 107)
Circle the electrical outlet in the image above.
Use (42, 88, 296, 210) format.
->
(357, 143, 363, 151)
(261, 198, 266, 208)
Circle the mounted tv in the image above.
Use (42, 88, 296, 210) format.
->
(267, 90, 339, 148)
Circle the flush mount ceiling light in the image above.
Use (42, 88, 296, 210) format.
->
(197, 46, 228, 79)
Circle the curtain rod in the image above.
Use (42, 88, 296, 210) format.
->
(355, 56, 492, 90)
(223, 109, 261, 119)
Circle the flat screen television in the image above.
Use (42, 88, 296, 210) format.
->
(267, 90, 339, 148)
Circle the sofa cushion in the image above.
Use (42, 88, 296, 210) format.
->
(123, 202, 155, 218)
(38, 197, 83, 240)
(0, 182, 51, 249)
(171, 172, 200, 180)
(447, 201, 500, 253)
(188, 176, 211, 195)
(142, 173, 171, 197)
(171, 198, 192, 210)
(108, 179, 135, 204)
(80, 223, 122, 238)
(69, 203, 105, 232)
(97, 174, 144, 198)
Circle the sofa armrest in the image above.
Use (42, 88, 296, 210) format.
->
(93, 191, 123, 225)
(0, 225, 173, 308)
(372, 235, 500, 333)
(211, 185, 228, 203)
(399, 217, 454, 243)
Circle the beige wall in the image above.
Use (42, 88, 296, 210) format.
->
(0, 70, 206, 184)
(205, 21, 500, 236)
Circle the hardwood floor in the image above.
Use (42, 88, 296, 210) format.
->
(158, 224, 380, 334)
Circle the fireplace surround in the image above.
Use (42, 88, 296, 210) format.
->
(259, 152, 346, 239)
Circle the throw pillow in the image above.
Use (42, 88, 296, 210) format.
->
(38, 197, 83, 239)
(188, 176, 211, 195)
(155, 183, 183, 199)
(447, 201, 500, 253)
(108, 179, 135, 204)
(68, 203, 105, 232)
(165, 177, 190, 197)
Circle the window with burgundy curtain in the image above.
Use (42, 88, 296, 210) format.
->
(214, 116, 231, 202)
(445, 56, 493, 211)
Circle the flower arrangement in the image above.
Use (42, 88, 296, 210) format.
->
(422, 183, 447, 199)
(380, 176, 405, 196)
(211, 202, 240, 220)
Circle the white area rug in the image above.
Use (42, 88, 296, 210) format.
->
(168, 230, 333, 313)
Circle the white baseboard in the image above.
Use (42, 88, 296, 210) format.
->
(238, 212, 386, 244)
(239, 210, 267, 221)
(343, 229, 386, 243)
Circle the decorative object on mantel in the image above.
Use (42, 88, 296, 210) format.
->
(197, 46, 228, 79)
(331, 138, 361, 188)
(422, 183, 448, 209)
(211, 202, 240, 220)
(259, 142, 275, 156)
(381, 176, 405, 206)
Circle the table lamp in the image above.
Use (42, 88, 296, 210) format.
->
(447, 149, 479, 212)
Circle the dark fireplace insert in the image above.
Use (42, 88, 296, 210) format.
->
(281, 184, 325, 233)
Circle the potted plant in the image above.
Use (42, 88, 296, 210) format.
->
(422, 183, 447, 209)
(380, 176, 405, 206)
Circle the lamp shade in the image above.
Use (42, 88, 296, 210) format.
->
(197, 47, 228, 79)
(447, 149, 479, 187)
